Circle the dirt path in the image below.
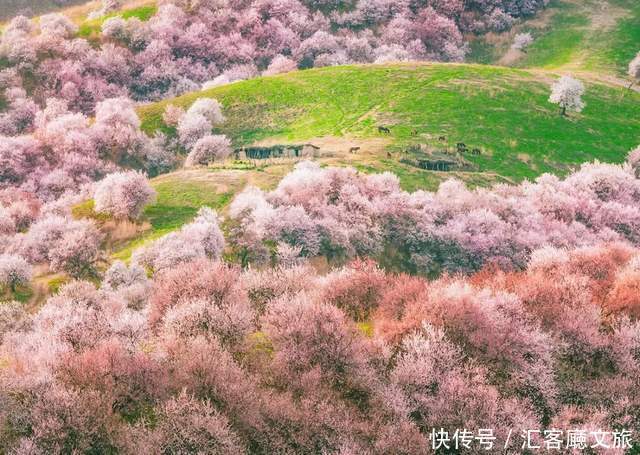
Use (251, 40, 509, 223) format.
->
(528, 68, 639, 92)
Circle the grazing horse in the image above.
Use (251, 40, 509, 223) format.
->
(438, 135, 446, 142)
(349, 146, 360, 153)
(472, 148, 482, 155)
(378, 126, 391, 134)
(456, 142, 468, 153)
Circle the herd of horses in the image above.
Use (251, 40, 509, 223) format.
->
(231, 125, 481, 174)
(377, 125, 482, 156)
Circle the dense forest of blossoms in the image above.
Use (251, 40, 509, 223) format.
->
(5, 148, 640, 288)
(229, 157, 640, 275)
(0, 0, 548, 116)
(0, 154, 640, 451)
(2, 1, 640, 453)
(1, 242, 640, 452)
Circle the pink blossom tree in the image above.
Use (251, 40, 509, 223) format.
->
(133, 207, 224, 272)
(21, 215, 102, 277)
(0, 254, 31, 292)
(91, 97, 145, 163)
(162, 104, 185, 127)
(124, 391, 244, 453)
(185, 134, 232, 167)
(263, 54, 298, 76)
(94, 171, 156, 220)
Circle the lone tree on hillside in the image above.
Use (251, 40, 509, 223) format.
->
(549, 76, 585, 117)
(511, 33, 533, 52)
(628, 52, 640, 90)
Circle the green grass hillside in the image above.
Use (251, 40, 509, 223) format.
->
(139, 63, 640, 183)
(470, 0, 640, 76)
(110, 62, 640, 261)
(77, 4, 156, 38)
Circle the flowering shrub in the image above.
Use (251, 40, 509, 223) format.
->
(94, 171, 156, 220)
(20, 215, 102, 277)
(512, 32, 534, 51)
(549, 75, 585, 116)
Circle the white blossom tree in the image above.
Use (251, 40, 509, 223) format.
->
(511, 32, 533, 52)
(549, 76, 585, 116)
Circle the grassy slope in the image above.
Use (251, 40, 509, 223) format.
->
(470, 0, 640, 76)
(514, 1, 589, 69)
(109, 161, 306, 260)
(72, 171, 243, 261)
(110, 62, 640, 260)
(140, 63, 640, 182)
(77, 4, 156, 38)
(111, 174, 237, 260)
(582, 0, 640, 74)
(58, 1, 637, 264)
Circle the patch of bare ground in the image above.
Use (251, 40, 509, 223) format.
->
(589, 0, 629, 29)
(154, 168, 245, 192)
(103, 219, 151, 244)
(230, 135, 514, 190)
(574, 71, 640, 92)
(498, 48, 525, 66)
(487, 5, 559, 65)
(517, 153, 531, 163)
(253, 135, 391, 158)
(26, 266, 67, 311)
(239, 136, 394, 184)
(525, 70, 558, 86)
(529, 68, 640, 92)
